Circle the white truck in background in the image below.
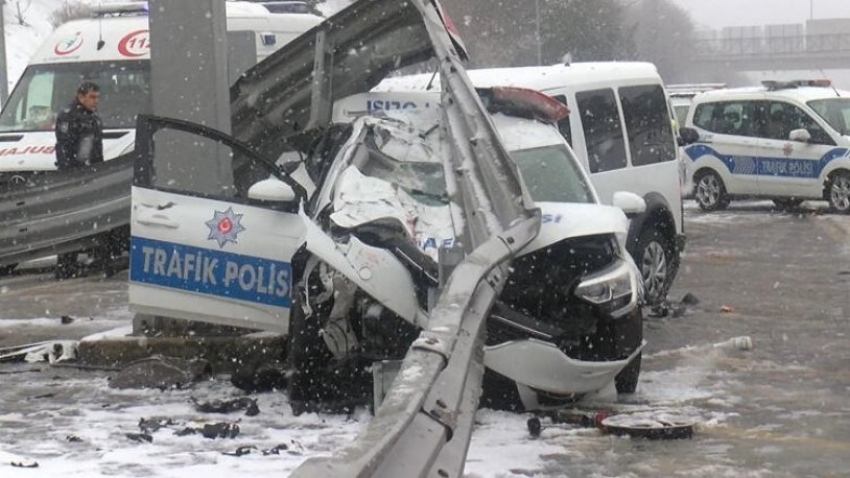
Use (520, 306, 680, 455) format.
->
(0, 1, 323, 186)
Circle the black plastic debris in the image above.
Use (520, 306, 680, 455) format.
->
(680, 292, 700, 305)
(262, 444, 289, 456)
(66, 434, 83, 442)
(109, 356, 212, 390)
(192, 397, 260, 416)
(223, 445, 257, 457)
(60, 315, 74, 325)
(175, 422, 240, 439)
(139, 417, 176, 434)
(126, 432, 153, 443)
(230, 362, 288, 393)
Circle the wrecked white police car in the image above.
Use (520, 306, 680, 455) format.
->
(128, 0, 644, 413)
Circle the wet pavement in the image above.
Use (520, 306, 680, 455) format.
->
(1, 201, 850, 477)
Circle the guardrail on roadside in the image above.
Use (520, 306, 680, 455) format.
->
(290, 0, 540, 475)
(0, 154, 132, 269)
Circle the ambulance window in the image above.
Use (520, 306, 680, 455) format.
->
(552, 94, 572, 146)
(619, 84, 676, 166)
(576, 88, 627, 173)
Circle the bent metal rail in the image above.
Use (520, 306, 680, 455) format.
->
(290, 0, 541, 476)
(0, 154, 132, 269)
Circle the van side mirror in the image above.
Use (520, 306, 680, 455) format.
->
(247, 177, 296, 202)
(678, 127, 700, 146)
(612, 191, 646, 218)
(789, 128, 811, 143)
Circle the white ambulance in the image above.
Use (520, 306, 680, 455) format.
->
(0, 1, 323, 186)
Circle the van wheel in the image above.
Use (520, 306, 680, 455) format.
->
(694, 170, 729, 211)
(827, 171, 850, 214)
(635, 225, 672, 306)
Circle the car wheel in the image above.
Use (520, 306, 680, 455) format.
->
(635, 225, 673, 306)
(286, 278, 371, 415)
(1, 263, 16, 276)
(694, 170, 729, 211)
(827, 171, 850, 214)
(286, 283, 337, 415)
(773, 198, 804, 210)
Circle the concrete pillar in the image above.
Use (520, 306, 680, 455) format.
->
(148, 0, 233, 195)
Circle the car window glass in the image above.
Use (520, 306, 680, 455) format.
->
(510, 144, 594, 204)
(808, 98, 850, 136)
(552, 94, 573, 146)
(765, 101, 832, 144)
(576, 88, 627, 173)
(619, 84, 676, 166)
(693, 100, 762, 138)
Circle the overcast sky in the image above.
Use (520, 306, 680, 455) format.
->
(672, 0, 850, 29)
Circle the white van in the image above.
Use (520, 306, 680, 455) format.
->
(0, 1, 323, 185)
(681, 79, 850, 213)
(378, 62, 685, 305)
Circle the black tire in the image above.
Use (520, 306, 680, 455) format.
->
(55, 253, 80, 280)
(286, 283, 370, 415)
(826, 171, 850, 214)
(634, 224, 674, 306)
(693, 170, 729, 211)
(0, 263, 16, 276)
(772, 198, 804, 210)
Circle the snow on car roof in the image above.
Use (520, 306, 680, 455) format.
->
(694, 85, 850, 103)
(377, 62, 663, 94)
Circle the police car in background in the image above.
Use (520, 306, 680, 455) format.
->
(680, 79, 850, 213)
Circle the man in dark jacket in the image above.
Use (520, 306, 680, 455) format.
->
(54, 81, 106, 279)
(55, 81, 104, 170)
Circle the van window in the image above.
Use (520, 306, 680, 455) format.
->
(766, 101, 834, 145)
(552, 94, 572, 146)
(576, 88, 627, 173)
(619, 85, 675, 166)
(693, 101, 762, 137)
(0, 61, 151, 133)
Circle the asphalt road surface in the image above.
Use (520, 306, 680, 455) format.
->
(1, 200, 849, 477)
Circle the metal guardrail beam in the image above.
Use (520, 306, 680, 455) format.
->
(291, 0, 540, 477)
(0, 155, 132, 268)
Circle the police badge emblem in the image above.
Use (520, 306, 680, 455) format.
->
(205, 207, 246, 248)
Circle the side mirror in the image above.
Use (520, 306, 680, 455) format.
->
(612, 191, 647, 218)
(247, 177, 296, 202)
(678, 127, 700, 146)
(789, 128, 811, 143)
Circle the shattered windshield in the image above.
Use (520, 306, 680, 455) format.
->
(807, 98, 850, 135)
(358, 125, 448, 206)
(0, 61, 151, 133)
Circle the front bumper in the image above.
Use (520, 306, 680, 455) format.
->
(483, 338, 645, 396)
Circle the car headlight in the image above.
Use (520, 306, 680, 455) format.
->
(574, 260, 636, 317)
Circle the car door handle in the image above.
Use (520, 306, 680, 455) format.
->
(136, 211, 179, 229)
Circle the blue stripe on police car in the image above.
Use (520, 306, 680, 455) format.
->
(129, 236, 291, 308)
(685, 144, 849, 179)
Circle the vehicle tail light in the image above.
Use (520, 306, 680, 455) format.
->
(488, 87, 570, 123)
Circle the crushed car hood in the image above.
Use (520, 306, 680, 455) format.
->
(230, 0, 467, 162)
